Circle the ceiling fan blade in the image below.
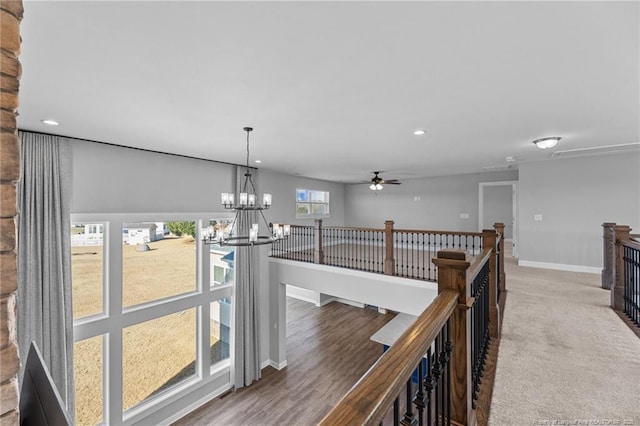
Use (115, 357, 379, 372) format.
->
(381, 179, 401, 184)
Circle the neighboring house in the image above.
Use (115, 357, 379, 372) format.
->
(123, 222, 158, 245)
(155, 222, 169, 238)
(70, 223, 104, 246)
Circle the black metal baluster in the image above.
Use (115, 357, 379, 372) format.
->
(444, 320, 452, 426)
(401, 377, 415, 426)
(409, 232, 416, 278)
(416, 358, 425, 426)
(439, 329, 445, 425)
(432, 339, 441, 426)
(423, 347, 432, 426)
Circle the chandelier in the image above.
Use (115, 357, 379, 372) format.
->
(202, 127, 290, 246)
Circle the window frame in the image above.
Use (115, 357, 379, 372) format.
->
(71, 212, 235, 425)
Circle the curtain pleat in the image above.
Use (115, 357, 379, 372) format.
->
(234, 167, 261, 388)
(17, 131, 74, 417)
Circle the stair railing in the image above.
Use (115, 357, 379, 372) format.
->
(319, 247, 497, 426)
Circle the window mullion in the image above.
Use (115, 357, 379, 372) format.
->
(198, 220, 210, 379)
(106, 219, 124, 425)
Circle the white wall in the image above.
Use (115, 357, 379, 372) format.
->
(345, 170, 518, 230)
(518, 152, 640, 269)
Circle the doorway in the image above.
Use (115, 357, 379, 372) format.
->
(478, 181, 518, 258)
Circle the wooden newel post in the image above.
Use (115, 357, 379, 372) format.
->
(612, 225, 631, 310)
(384, 220, 395, 276)
(601, 222, 616, 290)
(314, 219, 324, 264)
(482, 229, 500, 338)
(432, 250, 476, 426)
(493, 222, 506, 296)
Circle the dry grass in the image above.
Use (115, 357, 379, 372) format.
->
(71, 237, 226, 426)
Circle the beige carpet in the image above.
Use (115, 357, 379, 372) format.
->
(489, 251, 640, 425)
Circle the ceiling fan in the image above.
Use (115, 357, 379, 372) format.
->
(363, 171, 402, 191)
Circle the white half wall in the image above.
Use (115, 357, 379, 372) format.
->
(268, 258, 438, 367)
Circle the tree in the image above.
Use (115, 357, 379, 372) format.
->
(166, 221, 196, 238)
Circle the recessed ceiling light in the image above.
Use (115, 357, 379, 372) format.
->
(41, 119, 59, 126)
(413, 130, 426, 136)
(533, 137, 561, 149)
(255, 160, 262, 164)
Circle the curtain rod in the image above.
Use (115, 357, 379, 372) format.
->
(17, 129, 256, 170)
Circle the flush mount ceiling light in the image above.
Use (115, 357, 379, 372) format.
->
(533, 137, 561, 149)
(41, 119, 59, 126)
(413, 130, 426, 136)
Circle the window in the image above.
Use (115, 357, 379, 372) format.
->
(71, 215, 233, 425)
(296, 189, 330, 218)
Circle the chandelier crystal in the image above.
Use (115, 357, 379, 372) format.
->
(202, 127, 289, 246)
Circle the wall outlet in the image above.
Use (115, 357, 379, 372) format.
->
(413, 196, 421, 201)
(534, 214, 543, 221)
(460, 213, 470, 219)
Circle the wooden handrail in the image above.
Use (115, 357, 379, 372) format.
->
(319, 290, 459, 426)
(621, 238, 640, 251)
(322, 225, 385, 233)
(467, 248, 492, 283)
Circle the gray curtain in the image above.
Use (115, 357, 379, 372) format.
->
(17, 131, 74, 416)
(234, 167, 261, 388)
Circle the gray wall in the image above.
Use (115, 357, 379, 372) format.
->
(70, 140, 234, 213)
(259, 169, 346, 226)
(345, 170, 518, 230)
(482, 185, 513, 239)
(518, 152, 640, 268)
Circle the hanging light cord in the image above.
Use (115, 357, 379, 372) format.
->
(246, 128, 250, 174)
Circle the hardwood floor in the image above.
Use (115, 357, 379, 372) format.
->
(173, 298, 395, 426)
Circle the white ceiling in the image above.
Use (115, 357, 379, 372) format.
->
(17, 1, 639, 183)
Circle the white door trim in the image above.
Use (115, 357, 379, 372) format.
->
(478, 181, 518, 258)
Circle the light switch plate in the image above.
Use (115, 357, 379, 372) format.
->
(534, 214, 543, 221)
(460, 213, 470, 219)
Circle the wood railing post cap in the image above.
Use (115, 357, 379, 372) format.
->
(602, 222, 616, 227)
(437, 250, 466, 260)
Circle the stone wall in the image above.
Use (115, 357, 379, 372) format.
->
(0, 0, 23, 424)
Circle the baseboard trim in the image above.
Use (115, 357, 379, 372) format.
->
(334, 297, 365, 308)
(160, 382, 233, 426)
(517, 260, 600, 274)
(261, 359, 288, 370)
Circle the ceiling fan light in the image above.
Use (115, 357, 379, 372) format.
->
(376, 184, 383, 190)
(533, 137, 561, 149)
(369, 184, 376, 190)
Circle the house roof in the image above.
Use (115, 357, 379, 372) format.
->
(123, 223, 157, 230)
